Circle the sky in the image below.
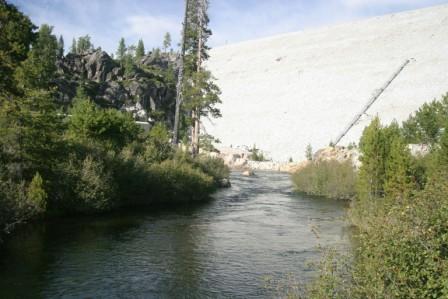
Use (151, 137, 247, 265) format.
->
(10, 0, 448, 55)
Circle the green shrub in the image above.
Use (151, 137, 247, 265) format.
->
(142, 122, 173, 163)
(249, 144, 266, 161)
(193, 155, 230, 186)
(146, 160, 215, 202)
(0, 177, 47, 234)
(292, 160, 356, 200)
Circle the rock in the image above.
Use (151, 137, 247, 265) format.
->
(54, 49, 176, 125)
(313, 146, 360, 169)
(408, 144, 430, 157)
(242, 170, 255, 176)
(219, 178, 231, 188)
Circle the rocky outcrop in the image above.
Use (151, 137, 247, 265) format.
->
(313, 146, 361, 169)
(54, 49, 177, 124)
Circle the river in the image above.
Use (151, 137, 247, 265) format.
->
(0, 171, 350, 298)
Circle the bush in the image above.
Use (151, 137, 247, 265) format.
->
(292, 160, 357, 200)
(0, 176, 47, 235)
(146, 160, 215, 202)
(193, 155, 230, 186)
(142, 123, 173, 163)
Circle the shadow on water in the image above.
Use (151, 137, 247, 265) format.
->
(0, 171, 351, 298)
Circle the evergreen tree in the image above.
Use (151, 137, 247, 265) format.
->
(0, 0, 36, 96)
(182, 0, 221, 155)
(76, 35, 93, 54)
(163, 32, 172, 52)
(305, 144, 313, 161)
(15, 24, 58, 90)
(384, 135, 413, 199)
(438, 121, 448, 168)
(402, 94, 448, 146)
(57, 35, 64, 57)
(357, 117, 387, 200)
(123, 53, 135, 77)
(27, 172, 47, 213)
(0, 89, 64, 182)
(135, 39, 145, 63)
(116, 37, 126, 64)
(70, 37, 77, 54)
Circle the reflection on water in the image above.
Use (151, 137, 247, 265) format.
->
(0, 171, 350, 298)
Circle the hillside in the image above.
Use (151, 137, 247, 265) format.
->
(205, 4, 448, 161)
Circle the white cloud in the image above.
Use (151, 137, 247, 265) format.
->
(123, 15, 180, 48)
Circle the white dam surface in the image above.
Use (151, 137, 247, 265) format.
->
(204, 4, 448, 162)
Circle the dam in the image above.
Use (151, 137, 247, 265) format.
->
(204, 4, 448, 161)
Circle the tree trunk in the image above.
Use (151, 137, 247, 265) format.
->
(192, 0, 205, 156)
(172, 0, 190, 146)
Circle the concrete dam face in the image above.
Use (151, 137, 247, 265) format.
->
(204, 4, 448, 162)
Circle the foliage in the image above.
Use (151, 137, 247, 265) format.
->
(199, 133, 220, 152)
(143, 123, 173, 163)
(14, 24, 58, 90)
(76, 35, 93, 54)
(248, 144, 266, 161)
(146, 160, 215, 202)
(0, 89, 64, 182)
(0, 0, 225, 239)
(292, 160, 357, 200)
(305, 144, 313, 161)
(68, 93, 141, 149)
(27, 172, 47, 213)
(116, 37, 126, 63)
(193, 155, 230, 186)
(402, 93, 448, 146)
(57, 35, 64, 57)
(163, 32, 171, 52)
(0, 0, 36, 96)
(135, 39, 145, 63)
(70, 38, 76, 54)
(301, 95, 448, 298)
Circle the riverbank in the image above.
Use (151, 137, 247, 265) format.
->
(0, 171, 350, 298)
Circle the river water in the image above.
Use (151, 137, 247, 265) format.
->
(0, 171, 350, 298)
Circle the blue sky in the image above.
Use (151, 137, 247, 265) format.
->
(10, 0, 448, 55)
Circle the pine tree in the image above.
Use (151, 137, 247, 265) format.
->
(305, 144, 313, 161)
(70, 37, 77, 54)
(14, 24, 58, 90)
(182, 0, 221, 156)
(135, 39, 145, 63)
(76, 35, 93, 54)
(172, 0, 190, 145)
(116, 38, 126, 64)
(57, 35, 64, 57)
(163, 32, 172, 52)
(384, 136, 413, 199)
(0, 0, 36, 96)
(27, 172, 47, 213)
(357, 117, 387, 200)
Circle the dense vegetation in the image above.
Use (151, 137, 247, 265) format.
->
(292, 160, 356, 200)
(293, 93, 448, 298)
(0, 1, 228, 238)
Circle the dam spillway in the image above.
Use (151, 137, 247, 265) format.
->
(204, 4, 448, 161)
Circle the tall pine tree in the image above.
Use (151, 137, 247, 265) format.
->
(70, 37, 77, 54)
(14, 24, 58, 90)
(135, 39, 145, 63)
(182, 0, 221, 155)
(116, 38, 126, 65)
(57, 35, 64, 57)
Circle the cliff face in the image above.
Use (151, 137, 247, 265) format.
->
(54, 49, 177, 124)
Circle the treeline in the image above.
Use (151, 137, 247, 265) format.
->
(298, 94, 448, 298)
(0, 1, 228, 237)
